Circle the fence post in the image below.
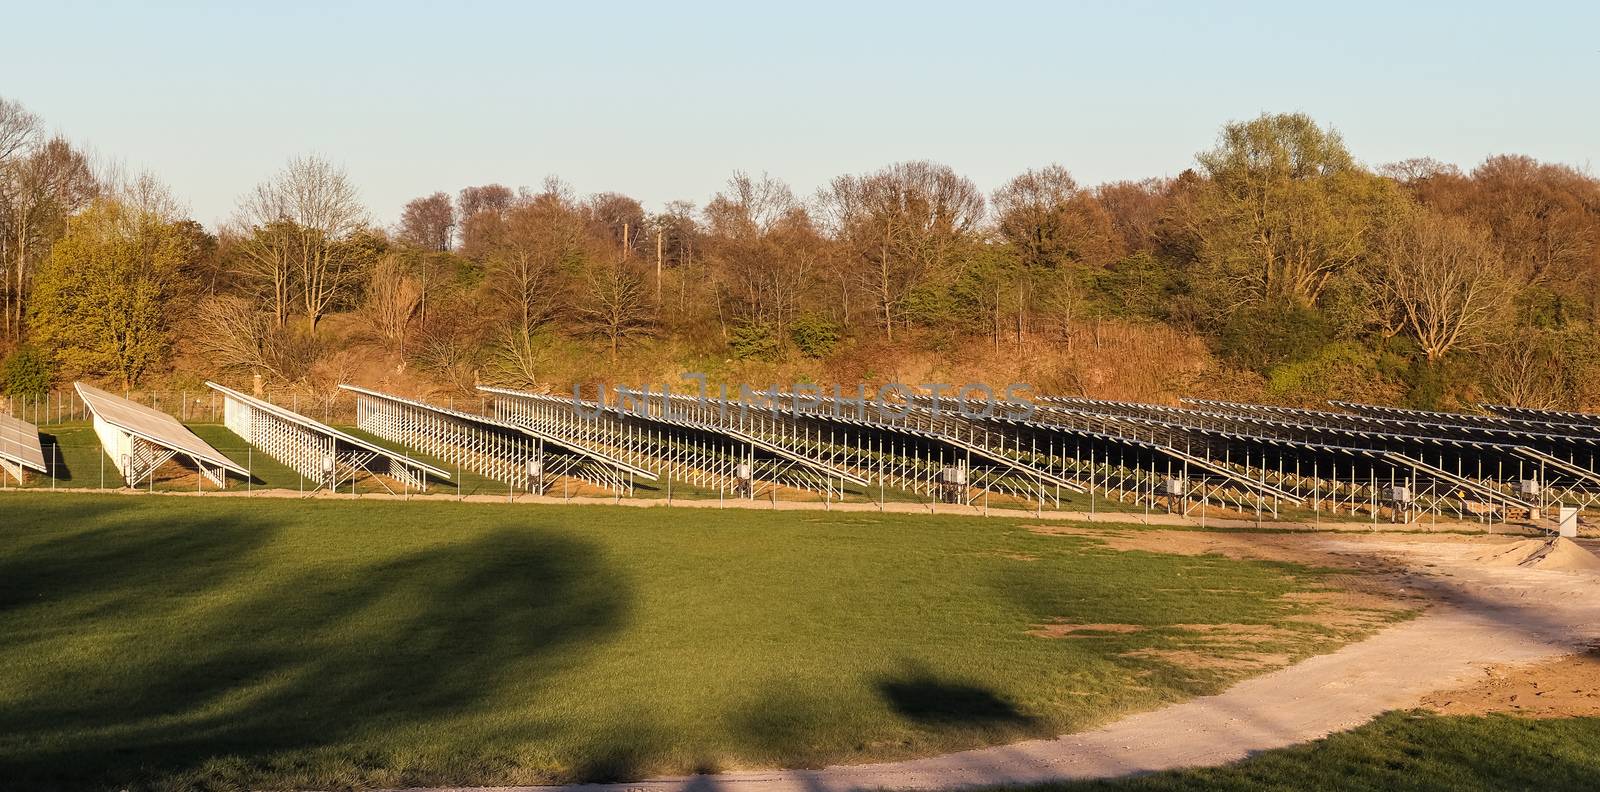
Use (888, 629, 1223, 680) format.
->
(51, 443, 57, 490)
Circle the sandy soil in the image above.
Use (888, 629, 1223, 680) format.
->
(386, 531, 1600, 792)
(1421, 648, 1600, 718)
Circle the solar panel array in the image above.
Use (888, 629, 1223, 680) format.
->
(210, 381, 449, 492)
(0, 410, 47, 474)
(22, 380, 1600, 522)
(76, 382, 245, 475)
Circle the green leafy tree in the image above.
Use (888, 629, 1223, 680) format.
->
(1084, 252, 1182, 321)
(29, 198, 196, 388)
(1182, 113, 1405, 315)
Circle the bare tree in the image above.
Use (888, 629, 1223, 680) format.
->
(1459, 155, 1599, 288)
(192, 294, 318, 383)
(819, 161, 984, 340)
(1095, 177, 1173, 253)
(652, 199, 699, 310)
(1380, 157, 1462, 185)
(486, 326, 552, 388)
(1483, 336, 1566, 409)
(993, 165, 1121, 341)
(711, 171, 796, 234)
(456, 183, 516, 255)
(398, 191, 455, 251)
(1370, 210, 1509, 361)
(577, 257, 652, 361)
(0, 99, 42, 335)
(364, 253, 422, 345)
(231, 155, 367, 333)
(457, 183, 515, 221)
(0, 97, 37, 165)
(587, 192, 647, 256)
(704, 173, 821, 338)
(993, 165, 1121, 271)
(476, 178, 587, 333)
(226, 214, 297, 328)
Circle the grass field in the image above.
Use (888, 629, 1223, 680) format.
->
(1023, 712, 1600, 791)
(0, 492, 1376, 791)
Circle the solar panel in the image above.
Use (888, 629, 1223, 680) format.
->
(208, 382, 451, 479)
(75, 382, 247, 474)
(346, 384, 654, 479)
(0, 410, 47, 473)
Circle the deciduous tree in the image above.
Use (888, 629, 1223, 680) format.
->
(232, 156, 368, 333)
(1368, 209, 1509, 361)
(993, 165, 1121, 340)
(704, 173, 822, 341)
(820, 161, 984, 340)
(364, 252, 422, 345)
(1184, 113, 1402, 310)
(1, 131, 97, 337)
(577, 257, 652, 361)
(398, 191, 455, 252)
(481, 181, 589, 333)
(29, 194, 195, 387)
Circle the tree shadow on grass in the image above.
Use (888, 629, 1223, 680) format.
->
(0, 497, 631, 791)
(877, 665, 1037, 727)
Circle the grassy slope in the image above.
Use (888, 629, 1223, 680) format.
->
(1024, 711, 1600, 791)
(1, 493, 1360, 791)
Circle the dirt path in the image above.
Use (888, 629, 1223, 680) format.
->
(390, 535, 1600, 792)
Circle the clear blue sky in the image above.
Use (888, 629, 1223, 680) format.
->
(4, 1, 1596, 230)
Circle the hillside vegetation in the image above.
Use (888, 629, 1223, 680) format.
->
(3, 99, 1598, 409)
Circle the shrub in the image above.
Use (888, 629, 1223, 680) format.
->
(729, 323, 779, 360)
(1216, 299, 1333, 372)
(1264, 341, 1383, 403)
(789, 314, 841, 358)
(0, 346, 52, 399)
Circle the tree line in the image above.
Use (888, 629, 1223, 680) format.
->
(2, 95, 1598, 410)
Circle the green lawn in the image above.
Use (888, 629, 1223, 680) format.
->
(1020, 711, 1600, 791)
(21, 423, 312, 492)
(0, 492, 1385, 792)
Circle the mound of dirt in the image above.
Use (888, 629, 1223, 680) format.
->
(1471, 537, 1600, 572)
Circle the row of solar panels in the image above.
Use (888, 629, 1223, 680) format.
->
(0, 382, 450, 486)
(9, 383, 1600, 494)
